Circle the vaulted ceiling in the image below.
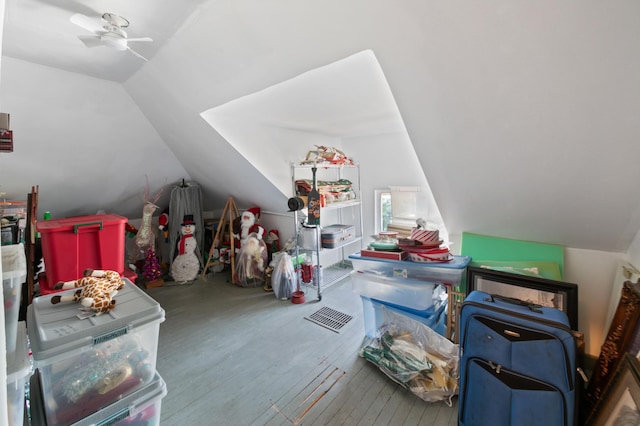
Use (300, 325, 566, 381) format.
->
(1, 1, 640, 253)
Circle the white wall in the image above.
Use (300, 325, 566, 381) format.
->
(0, 58, 188, 219)
(564, 248, 623, 356)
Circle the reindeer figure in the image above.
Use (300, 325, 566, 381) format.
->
(133, 177, 165, 259)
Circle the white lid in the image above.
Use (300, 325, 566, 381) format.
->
(7, 321, 32, 382)
(27, 279, 165, 363)
(1, 243, 26, 280)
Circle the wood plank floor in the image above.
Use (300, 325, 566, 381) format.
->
(146, 270, 458, 426)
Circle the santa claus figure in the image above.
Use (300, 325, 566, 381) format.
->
(236, 207, 265, 247)
(234, 207, 268, 287)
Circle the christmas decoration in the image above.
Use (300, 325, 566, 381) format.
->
(170, 214, 201, 283)
(143, 248, 162, 281)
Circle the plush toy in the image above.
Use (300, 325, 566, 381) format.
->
(170, 214, 201, 283)
(51, 269, 125, 315)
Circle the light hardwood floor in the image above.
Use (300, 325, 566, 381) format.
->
(147, 270, 458, 426)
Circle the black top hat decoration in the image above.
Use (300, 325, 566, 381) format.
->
(181, 214, 195, 226)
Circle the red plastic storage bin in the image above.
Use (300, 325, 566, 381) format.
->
(37, 214, 127, 294)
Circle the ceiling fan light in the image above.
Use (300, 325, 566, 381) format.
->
(102, 13, 130, 28)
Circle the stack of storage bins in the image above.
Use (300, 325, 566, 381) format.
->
(36, 213, 133, 295)
(3, 243, 26, 352)
(27, 278, 167, 425)
(7, 322, 31, 426)
(2, 244, 32, 426)
(348, 253, 471, 338)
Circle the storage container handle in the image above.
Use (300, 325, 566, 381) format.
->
(484, 294, 543, 314)
(73, 221, 103, 234)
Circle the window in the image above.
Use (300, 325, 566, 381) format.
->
(375, 186, 449, 245)
(374, 189, 392, 234)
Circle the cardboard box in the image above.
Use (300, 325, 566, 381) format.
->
(0, 112, 10, 130)
(360, 249, 408, 261)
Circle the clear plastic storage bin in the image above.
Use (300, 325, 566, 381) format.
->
(27, 279, 165, 425)
(2, 243, 26, 353)
(351, 270, 436, 311)
(348, 253, 471, 286)
(359, 296, 448, 338)
(6, 322, 31, 426)
(30, 370, 167, 426)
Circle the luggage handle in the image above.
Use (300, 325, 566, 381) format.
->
(483, 294, 543, 314)
(73, 221, 103, 234)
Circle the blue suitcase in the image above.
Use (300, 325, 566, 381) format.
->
(458, 291, 577, 426)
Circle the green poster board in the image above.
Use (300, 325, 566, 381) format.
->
(461, 232, 564, 279)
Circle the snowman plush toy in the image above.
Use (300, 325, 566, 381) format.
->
(170, 214, 201, 283)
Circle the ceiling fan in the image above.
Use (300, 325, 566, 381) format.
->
(70, 13, 153, 61)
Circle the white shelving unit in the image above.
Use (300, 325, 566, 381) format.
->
(292, 162, 364, 300)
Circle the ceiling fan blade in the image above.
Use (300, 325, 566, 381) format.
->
(77, 35, 103, 48)
(127, 47, 149, 62)
(70, 13, 106, 35)
(126, 37, 153, 43)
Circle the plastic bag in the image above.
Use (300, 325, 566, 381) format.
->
(235, 233, 268, 287)
(271, 252, 296, 300)
(359, 304, 459, 405)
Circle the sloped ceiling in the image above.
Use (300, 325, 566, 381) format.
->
(199, 50, 408, 200)
(1, 1, 640, 253)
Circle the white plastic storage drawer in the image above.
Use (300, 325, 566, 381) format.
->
(2, 243, 26, 353)
(348, 253, 470, 286)
(351, 270, 436, 311)
(27, 278, 165, 426)
(6, 322, 31, 426)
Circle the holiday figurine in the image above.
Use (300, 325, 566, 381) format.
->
(143, 248, 162, 281)
(158, 210, 169, 242)
(133, 177, 164, 260)
(234, 207, 265, 248)
(234, 207, 268, 287)
(265, 229, 281, 260)
(170, 214, 201, 283)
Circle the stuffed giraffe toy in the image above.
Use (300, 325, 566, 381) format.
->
(51, 269, 125, 315)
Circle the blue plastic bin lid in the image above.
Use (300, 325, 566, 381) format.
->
(349, 253, 471, 269)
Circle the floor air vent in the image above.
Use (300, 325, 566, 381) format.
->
(304, 307, 353, 333)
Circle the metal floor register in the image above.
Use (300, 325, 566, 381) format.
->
(304, 307, 353, 333)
